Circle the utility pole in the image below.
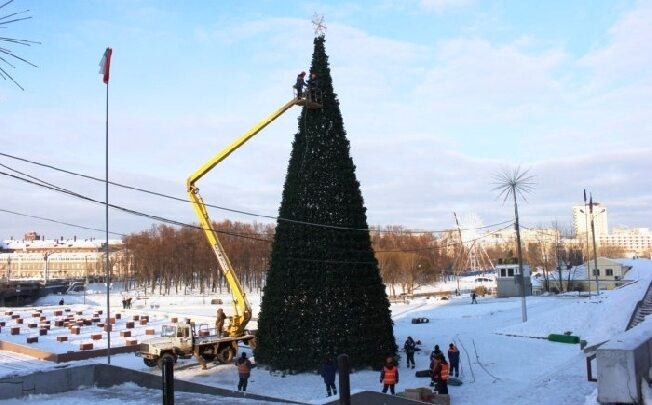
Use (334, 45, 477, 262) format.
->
(589, 194, 600, 296)
(513, 192, 527, 322)
(583, 189, 591, 297)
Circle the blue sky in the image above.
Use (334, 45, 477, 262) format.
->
(1, 0, 650, 239)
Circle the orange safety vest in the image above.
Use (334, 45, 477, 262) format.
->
(383, 366, 397, 384)
(441, 363, 449, 381)
(237, 360, 250, 375)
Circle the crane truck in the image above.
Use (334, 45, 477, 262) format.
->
(137, 92, 321, 369)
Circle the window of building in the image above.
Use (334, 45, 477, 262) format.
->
(605, 269, 613, 276)
(508, 268, 515, 277)
(593, 269, 600, 276)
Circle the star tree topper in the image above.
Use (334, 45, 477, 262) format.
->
(312, 13, 326, 36)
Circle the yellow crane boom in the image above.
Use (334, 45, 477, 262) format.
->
(187, 96, 319, 337)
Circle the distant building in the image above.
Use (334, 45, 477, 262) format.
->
(572, 203, 608, 237)
(0, 233, 125, 281)
(598, 228, 652, 256)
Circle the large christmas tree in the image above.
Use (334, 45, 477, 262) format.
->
(255, 36, 396, 371)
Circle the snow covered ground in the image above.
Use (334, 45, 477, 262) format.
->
(1, 258, 650, 405)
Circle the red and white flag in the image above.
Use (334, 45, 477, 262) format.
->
(98, 47, 113, 84)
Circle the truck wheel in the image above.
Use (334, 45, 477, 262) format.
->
(143, 358, 157, 367)
(157, 352, 176, 370)
(216, 346, 234, 364)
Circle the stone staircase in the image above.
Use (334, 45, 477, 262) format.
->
(627, 280, 652, 330)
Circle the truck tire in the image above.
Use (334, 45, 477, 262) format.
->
(216, 346, 235, 364)
(143, 358, 157, 367)
(157, 352, 176, 370)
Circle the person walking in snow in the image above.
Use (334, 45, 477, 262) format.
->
(235, 352, 253, 392)
(471, 292, 477, 304)
(294, 71, 306, 98)
(320, 355, 338, 397)
(432, 354, 449, 394)
(404, 336, 417, 369)
(448, 343, 460, 378)
(380, 356, 399, 395)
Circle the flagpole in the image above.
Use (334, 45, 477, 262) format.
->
(105, 69, 111, 365)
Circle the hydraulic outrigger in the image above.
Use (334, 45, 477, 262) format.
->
(186, 94, 321, 341)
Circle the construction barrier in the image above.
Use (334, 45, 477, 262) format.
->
(548, 334, 580, 344)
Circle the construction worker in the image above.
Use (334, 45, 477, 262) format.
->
(404, 336, 417, 369)
(215, 308, 227, 337)
(319, 355, 338, 397)
(432, 354, 449, 395)
(235, 352, 252, 392)
(294, 71, 306, 98)
(471, 292, 477, 304)
(429, 345, 445, 386)
(448, 343, 460, 378)
(380, 356, 399, 395)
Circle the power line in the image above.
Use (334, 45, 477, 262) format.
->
(0, 207, 126, 237)
(0, 152, 512, 234)
(0, 170, 274, 244)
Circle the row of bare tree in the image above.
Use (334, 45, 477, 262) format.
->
(120, 221, 629, 296)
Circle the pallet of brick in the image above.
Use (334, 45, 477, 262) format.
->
(139, 319, 148, 325)
(57, 336, 68, 342)
(54, 310, 63, 316)
(11, 326, 20, 335)
(170, 317, 178, 323)
(4, 311, 13, 316)
(12, 314, 20, 319)
(115, 313, 121, 320)
(91, 333, 102, 340)
(54, 320, 64, 327)
(70, 326, 81, 335)
(40, 324, 50, 330)
(16, 318, 23, 324)
(39, 328, 48, 336)
(108, 318, 116, 325)
(120, 330, 131, 338)
(145, 328, 155, 336)
(104, 324, 112, 332)
(26, 336, 38, 344)
(80, 342, 93, 351)
(32, 312, 41, 318)
(64, 308, 71, 312)
(141, 315, 149, 322)
(132, 315, 140, 321)
(0, 321, 5, 326)
(28, 323, 37, 328)
(76, 311, 84, 316)
(92, 317, 100, 323)
(125, 338, 137, 347)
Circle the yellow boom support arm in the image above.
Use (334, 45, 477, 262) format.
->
(187, 98, 306, 337)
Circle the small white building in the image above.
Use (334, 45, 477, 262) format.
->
(495, 260, 532, 298)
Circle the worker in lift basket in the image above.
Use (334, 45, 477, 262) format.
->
(294, 71, 306, 98)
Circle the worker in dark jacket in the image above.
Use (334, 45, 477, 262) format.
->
(235, 352, 253, 392)
(307, 71, 319, 102)
(320, 355, 338, 397)
(404, 336, 417, 369)
(380, 356, 399, 395)
(448, 343, 460, 378)
(430, 345, 445, 386)
(294, 71, 306, 98)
